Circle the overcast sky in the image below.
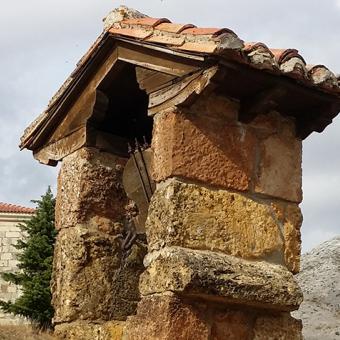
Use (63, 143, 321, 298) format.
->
(0, 0, 339, 252)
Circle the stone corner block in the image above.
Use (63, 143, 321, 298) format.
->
(254, 120, 302, 203)
(151, 110, 256, 191)
(140, 247, 303, 312)
(56, 147, 127, 229)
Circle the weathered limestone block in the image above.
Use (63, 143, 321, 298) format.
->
(124, 293, 302, 340)
(55, 147, 127, 229)
(123, 294, 210, 340)
(140, 247, 303, 311)
(146, 179, 285, 262)
(151, 110, 256, 191)
(55, 321, 124, 340)
(253, 113, 302, 203)
(52, 226, 146, 323)
(283, 204, 302, 273)
(253, 313, 303, 340)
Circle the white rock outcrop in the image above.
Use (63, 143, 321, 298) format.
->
(293, 236, 340, 340)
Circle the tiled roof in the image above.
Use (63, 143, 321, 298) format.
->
(0, 202, 35, 214)
(106, 11, 339, 92)
(20, 6, 340, 148)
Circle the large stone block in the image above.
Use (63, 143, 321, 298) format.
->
(146, 179, 285, 262)
(123, 294, 210, 340)
(55, 321, 124, 340)
(123, 293, 302, 340)
(52, 226, 146, 323)
(151, 110, 256, 191)
(55, 147, 128, 229)
(254, 114, 302, 203)
(140, 247, 303, 311)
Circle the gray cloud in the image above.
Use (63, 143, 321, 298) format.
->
(0, 0, 339, 251)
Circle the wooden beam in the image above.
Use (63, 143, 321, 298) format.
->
(33, 126, 87, 165)
(148, 66, 219, 115)
(136, 67, 176, 94)
(117, 41, 201, 76)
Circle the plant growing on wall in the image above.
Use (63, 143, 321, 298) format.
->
(0, 187, 56, 330)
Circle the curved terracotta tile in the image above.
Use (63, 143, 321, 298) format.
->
(155, 22, 196, 34)
(109, 27, 153, 40)
(307, 65, 338, 88)
(181, 27, 235, 37)
(121, 17, 170, 27)
(270, 49, 306, 65)
(177, 40, 218, 54)
(243, 42, 277, 71)
(280, 58, 308, 80)
(144, 34, 185, 46)
(244, 42, 274, 56)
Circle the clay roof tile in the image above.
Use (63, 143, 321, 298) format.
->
(243, 42, 278, 71)
(181, 27, 234, 37)
(307, 65, 339, 88)
(270, 49, 306, 65)
(155, 22, 196, 34)
(0, 203, 35, 214)
(109, 27, 153, 40)
(244, 42, 274, 56)
(121, 17, 170, 27)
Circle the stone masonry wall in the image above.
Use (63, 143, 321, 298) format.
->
(0, 213, 32, 325)
(53, 147, 146, 339)
(124, 92, 304, 339)
(151, 93, 302, 273)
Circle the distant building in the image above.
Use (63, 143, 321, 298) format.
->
(0, 202, 35, 325)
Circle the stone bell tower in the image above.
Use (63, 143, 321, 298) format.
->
(20, 6, 340, 340)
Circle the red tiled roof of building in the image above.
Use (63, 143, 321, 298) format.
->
(0, 202, 35, 214)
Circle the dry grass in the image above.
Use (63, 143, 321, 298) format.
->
(0, 325, 56, 340)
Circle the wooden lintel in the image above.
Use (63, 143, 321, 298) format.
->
(117, 41, 202, 76)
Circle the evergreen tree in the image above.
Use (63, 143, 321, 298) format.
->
(0, 187, 57, 330)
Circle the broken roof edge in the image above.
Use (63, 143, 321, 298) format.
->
(20, 6, 340, 150)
